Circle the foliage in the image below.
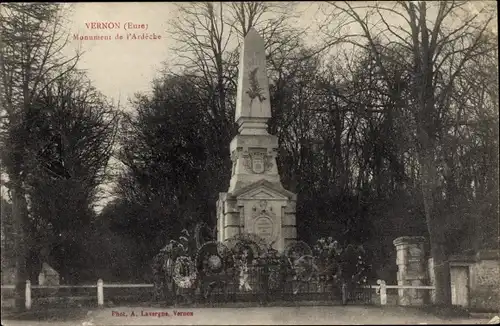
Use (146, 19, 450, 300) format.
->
(324, 0, 497, 305)
(313, 237, 370, 286)
(22, 72, 118, 283)
(1, 199, 15, 284)
(114, 75, 222, 260)
(1, 3, 120, 302)
(1, 4, 79, 302)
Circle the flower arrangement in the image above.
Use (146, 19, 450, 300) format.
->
(259, 247, 288, 291)
(195, 241, 232, 276)
(152, 229, 371, 302)
(173, 256, 198, 289)
(312, 237, 370, 287)
(234, 249, 252, 291)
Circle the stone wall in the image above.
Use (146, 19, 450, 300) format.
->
(1, 266, 16, 285)
(427, 249, 500, 312)
(469, 250, 500, 312)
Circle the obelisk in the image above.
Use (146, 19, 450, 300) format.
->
(234, 28, 272, 136)
(216, 28, 297, 252)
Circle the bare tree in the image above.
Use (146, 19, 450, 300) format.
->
(167, 2, 304, 124)
(324, 1, 497, 305)
(0, 3, 80, 309)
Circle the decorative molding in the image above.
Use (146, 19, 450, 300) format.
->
(231, 179, 296, 199)
(223, 224, 241, 228)
(230, 151, 238, 176)
(239, 206, 245, 230)
(251, 190, 275, 199)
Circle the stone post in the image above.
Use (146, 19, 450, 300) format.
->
(427, 258, 436, 304)
(393, 236, 427, 306)
(97, 279, 104, 307)
(25, 280, 31, 310)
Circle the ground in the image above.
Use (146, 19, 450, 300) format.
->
(1, 306, 492, 325)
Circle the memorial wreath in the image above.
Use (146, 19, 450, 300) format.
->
(173, 256, 198, 288)
(195, 241, 232, 276)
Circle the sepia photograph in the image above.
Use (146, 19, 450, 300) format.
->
(1, 1, 499, 325)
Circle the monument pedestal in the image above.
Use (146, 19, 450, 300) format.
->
(216, 28, 298, 252)
(217, 180, 297, 252)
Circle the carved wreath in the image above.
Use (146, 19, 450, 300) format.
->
(246, 67, 266, 105)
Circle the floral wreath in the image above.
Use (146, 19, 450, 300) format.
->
(194, 222, 216, 250)
(195, 241, 232, 276)
(224, 233, 268, 258)
(232, 242, 258, 266)
(173, 256, 198, 288)
(292, 255, 318, 282)
(284, 241, 313, 262)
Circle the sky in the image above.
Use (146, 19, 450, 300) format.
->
(64, 2, 322, 110)
(64, 2, 179, 109)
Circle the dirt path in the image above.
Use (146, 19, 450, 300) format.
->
(86, 306, 488, 325)
(2, 306, 490, 325)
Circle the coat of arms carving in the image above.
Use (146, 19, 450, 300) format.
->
(243, 152, 273, 174)
(251, 200, 275, 218)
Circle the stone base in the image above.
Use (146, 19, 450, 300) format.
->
(228, 133, 281, 193)
(217, 180, 297, 252)
(397, 279, 426, 306)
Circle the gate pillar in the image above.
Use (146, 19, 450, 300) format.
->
(393, 236, 428, 306)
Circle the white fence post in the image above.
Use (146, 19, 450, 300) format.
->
(25, 280, 31, 310)
(97, 279, 104, 307)
(377, 279, 387, 305)
(341, 282, 347, 305)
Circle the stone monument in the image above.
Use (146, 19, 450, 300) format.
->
(38, 262, 60, 286)
(216, 28, 297, 252)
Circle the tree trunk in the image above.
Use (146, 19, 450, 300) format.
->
(12, 187, 29, 311)
(430, 242, 452, 305)
(419, 150, 452, 306)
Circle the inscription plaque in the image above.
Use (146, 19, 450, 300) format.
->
(253, 216, 273, 242)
